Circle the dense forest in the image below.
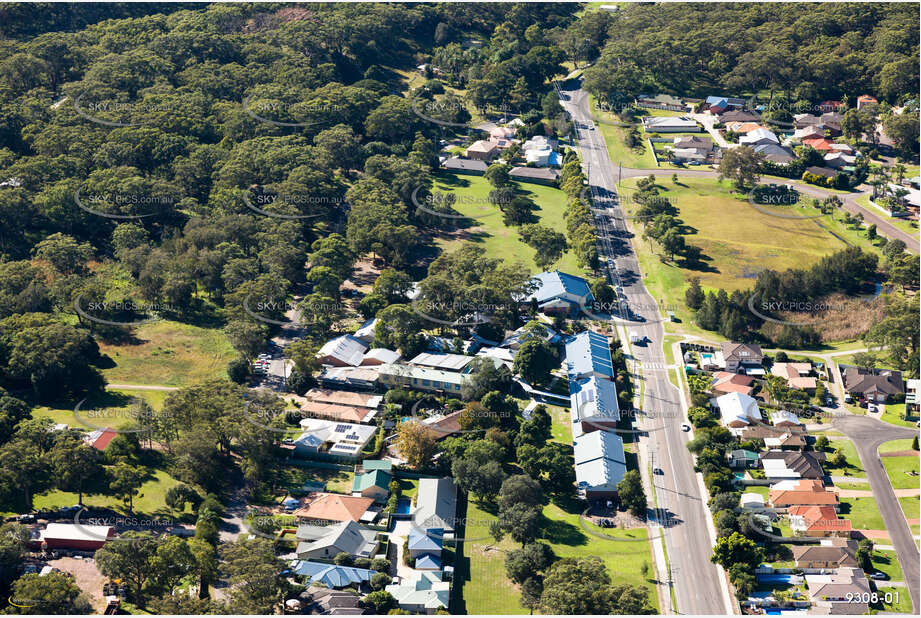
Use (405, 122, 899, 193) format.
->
(584, 2, 920, 106)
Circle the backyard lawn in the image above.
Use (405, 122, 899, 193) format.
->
(97, 320, 235, 387)
(871, 548, 904, 582)
(618, 175, 882, 330)
(457, 500, 658, 614)
(32, 468, 186, 518)
(432, 172, 591, 276)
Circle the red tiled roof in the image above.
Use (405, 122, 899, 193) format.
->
(789, 505, 852, 532)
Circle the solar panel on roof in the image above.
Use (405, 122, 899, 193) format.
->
(335, 424, 349, 432)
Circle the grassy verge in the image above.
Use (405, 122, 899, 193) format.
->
(823, 438, 866, 475)
(880, 403, 920, 428)
(97, 320, 235, 387)
(898, 495, 919, 521)
(854, 194, 919, 236)
(881, 454, 920, 490)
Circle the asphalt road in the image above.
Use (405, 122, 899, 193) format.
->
(558, 79, 731, 615)
(833, 414, 920, 613)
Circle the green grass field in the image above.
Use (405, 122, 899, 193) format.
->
(838, 497, 886, 530)
(32, 469, 185, 518)
(32, 388, 168, 432)
(618, 176, 880, 331)
(898, 495, 919, 522)
(880, 451, 920, 490)
(548, 404, 573, 443)
(880, 404, 920, 428)
(871, 548, 904, 582)
(873, 587, 913, 613)
(458, 500, 658, 614)
(97, 320, 235, 387)
(432, 172, 591, 276)
(824, 438, 866, 475)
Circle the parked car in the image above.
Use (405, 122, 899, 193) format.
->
(869, 572, 888, 580)
(680, 423, 691, 432)
(653, 467, 663, 475)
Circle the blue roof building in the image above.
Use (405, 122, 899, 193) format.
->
(408, 526, 443, 559)
(521, 271, 594, 315)
(564, 331, 614, 381)
(291, 560, 377, 588)
(573, 430, 627, 499)
(570, 375, 620, 436)
(414, 554, 442, 571)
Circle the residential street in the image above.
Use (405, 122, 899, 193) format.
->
(558, 78, 733, 615)
(832, 414, 920, 613)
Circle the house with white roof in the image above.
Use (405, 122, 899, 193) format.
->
(564, 331, 614, 381)
(739, 128, 779, 146)
(573, 430, 627, 499)
(642, 116, 700, 132)
(294, 418, 378, 460)
(386, 571, 450, 614)
(570, 375, 620, 434)
(353, 318, 377, 344)
(316, 335, 368, 367)
(713, 392, 762, 434)
(769, 410, 801, 428)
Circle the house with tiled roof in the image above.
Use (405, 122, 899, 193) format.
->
(769, 479, 838, 508)
(842, 367, 904, 404)
(84, 427, 118, 451)
(789, 505, 852, 538)
(805, 567, 871, 614)
(771, 362, 817, 391)
(739, 128, 779, 147)
(761, 450, 825, 480)
(710, 371, 754, 396)
(720, 342, 763, 373)
(856, 95, 878, 109)
(764, 432, 806, 451)
(792, 539, 858, 569)
(293, 493, 376, 523)
(802, 138, 836, 152)
(295, 520, 379, 560)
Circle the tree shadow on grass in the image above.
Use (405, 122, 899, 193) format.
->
(540, 514, 587, 546)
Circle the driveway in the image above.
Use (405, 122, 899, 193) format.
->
(832, 414, 919, 612)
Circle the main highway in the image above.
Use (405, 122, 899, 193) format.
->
(557, 78, 733, 615)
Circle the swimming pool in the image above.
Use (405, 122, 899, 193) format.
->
(396, 498, 412, 515)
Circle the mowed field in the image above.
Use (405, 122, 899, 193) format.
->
(432, 172, 591, 276)
(618, 176, 875, 326)
(96, 320, 235, 387)
(456, 501, 658, 614)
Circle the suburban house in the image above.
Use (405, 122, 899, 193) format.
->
(407, 526, 443, 564)
(317, 365, 380, 391)
(856, 94, 878, 109)
(729, 449, 760, 469)
(465, 139, 498, 161)
(906, 378, 919, 413)
(824, 152, 858, 169)
(293, 493, 376, 524)
(294, 418, 378, 460)
(420, 410, 464, 440)
(842, 367, 904, 403)
(818, 101, 844, 113)
(705, 95, 746, 113)
(32, 523, 114, 551)
(564, 331, 614, 381)
(642, 116, 700, 132)
(84, 427, 118, 451)
(521, 135, 560, 166)
(739, 128, 779, 147)
(769, 479, 838, 508)
(794, 125, 826, 141)
(771, 362, 816, 390)
(500, 322, 561, 350)
(725, 121, 767, 134)
(761, 451, 826, 480)
(753, 143, 796, 164)
(635, 93, 685, 111)
(769, 410, 802, 428)
(670, 136, 712, 162)
(353, 318, 378, 344)
(316, 335, 368, 367)
(792, 539, 858, 569)
(794, 113, 822, 129)
(570, 375, 620, 433)
(490, 126, 516, 140)
(386, 571, 450, 614)
(299, 389, 382, 424)
(442, 157, 488, 175)
(351, 469, 391, 502)
(413, 477, 457, 534)
(739, 492, 766, 509)
(295, 520, 379, 560)
(521, 270, 594, 315)
(290, 560, 377, 589)
(764, 432, 806, 451)
(805, 568, 871, 615)
(298, 586, 364, 614)
(802, 138, 836, 152)
(408, 352, 478, 373)
(720, 342, 763, 373)
(573, 429, 627, 499)
(718, 109, 760, 123)
(508, 166, 560, 185)
(377, 363, 467, 394)
(788, 505, 852, 538)
(714, 391, 762, 433)
(710, 371, 754, 396)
